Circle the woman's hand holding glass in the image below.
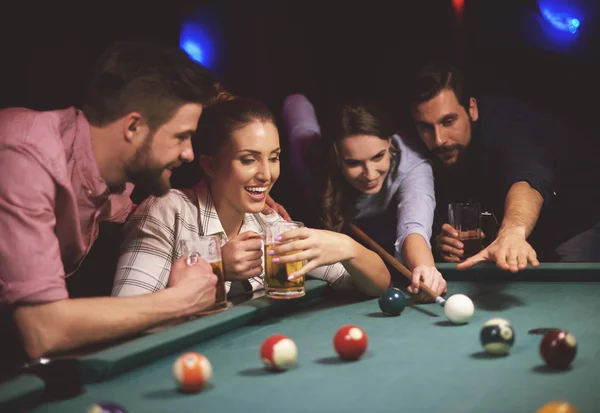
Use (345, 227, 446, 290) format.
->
(221, 231, 264, 281)
(266, 228, 353, 280)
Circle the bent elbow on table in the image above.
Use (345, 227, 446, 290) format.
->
(14, 300, 69, 359)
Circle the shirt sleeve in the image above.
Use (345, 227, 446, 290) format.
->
(112, 196, 178, 297)
(500, 145, 554, 202)
(307, 263, 355, 290)
(489, 101, 556, 202)
(281, 94, 322, 190)
(0, 146, 68, 305)
(393, 158, 436, 262)
(282, 93, 321, 142)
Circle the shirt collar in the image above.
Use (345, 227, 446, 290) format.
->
(194, 180, 253, 241)
(71, 109, 112, 197)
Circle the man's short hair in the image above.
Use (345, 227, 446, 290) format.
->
(408, 61, 471, 112)
(83, 41, 218, 132)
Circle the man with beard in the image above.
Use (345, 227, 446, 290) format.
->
(0, 42, 221, 374)
(408, 61, 600, 272)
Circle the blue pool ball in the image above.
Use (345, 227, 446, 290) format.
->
(87, 402, 128, 413)
(480, 318, 515, 356)
(378, 287, 407, 316)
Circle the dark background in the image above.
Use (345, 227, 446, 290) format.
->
(3, 0, 598, 186)
(1, 0, 598, 293)
(2, 0, 598, 122)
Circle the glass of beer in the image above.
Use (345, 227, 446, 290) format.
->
(448, 202, 483, 259)
(179, 236, 228, 314)
(264, 221, 306, 299)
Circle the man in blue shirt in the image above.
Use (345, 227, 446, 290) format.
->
(408, 62, 600, 271)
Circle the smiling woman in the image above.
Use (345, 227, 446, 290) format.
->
(112, 98, 282, 299)
(194, 102, 281, 235)
(282, 94, 447, 301)
(111, 97, 391, 304)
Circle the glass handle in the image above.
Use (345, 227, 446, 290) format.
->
(481, 211, 498, 226)
(480, 211, 499, 245)
(179, 239, 200, 266)
(186, 253, 200, 266)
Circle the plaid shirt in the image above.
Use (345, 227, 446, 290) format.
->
(112, 181, 353, 298)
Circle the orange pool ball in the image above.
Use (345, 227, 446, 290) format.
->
(536, 401, 578, 413)
(173, 352, 213, 393)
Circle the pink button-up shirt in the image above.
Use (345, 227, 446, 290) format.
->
(0, 107, 133, 305)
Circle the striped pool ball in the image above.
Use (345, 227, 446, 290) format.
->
(87, 403, 127, 413)
(261, 334, 298, 371)
(480, 318, 515, 355)
(173, 352, 213, 392)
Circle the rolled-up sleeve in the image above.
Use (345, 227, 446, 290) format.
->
(484, 98, 557, 203)
(0, 146, 68, 305)
(112, 196, 178, 297)
(307, 263, 354, 290)
(394, 159, 436, 262)
(498, 131, 554, 203)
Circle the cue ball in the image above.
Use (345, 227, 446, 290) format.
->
(443, 294, 474, 324)
(173, 352, 213, 392)
(87, 403, 128, 413)
(378, 287, 407, 316)
(540, 330, 577, 369)
(536, 401, 578, 413)
(260, 334, 298, 371)
(333, 325, 368, 360)
(480, 318, 515, 356)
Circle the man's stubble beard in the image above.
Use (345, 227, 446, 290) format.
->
(126, 132, 172, 197)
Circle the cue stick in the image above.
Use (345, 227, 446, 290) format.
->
(349, 224, 446, 306)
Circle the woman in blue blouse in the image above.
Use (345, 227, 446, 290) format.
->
(282, 94, 446, 301)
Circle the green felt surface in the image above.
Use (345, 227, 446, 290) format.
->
(438, 262, 600, 281)
(2, 280, 329, 411)
(79, 279, 328, 383)
(0, 374, 45, 412)
(19, 270, 600, 413)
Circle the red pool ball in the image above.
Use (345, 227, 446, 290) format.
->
(333, 325, 368, 361)
(540, 330, 577, 369)
(260, 334, 298, 371)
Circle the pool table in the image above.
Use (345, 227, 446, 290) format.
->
(2, 263, 600, 413)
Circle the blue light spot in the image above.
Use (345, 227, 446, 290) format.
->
(182, 40, 203, 64)
(538, 1, 582, 34)
(180, 22, 214, 68)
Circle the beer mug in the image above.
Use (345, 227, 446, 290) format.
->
(448, 203, 498, 259)
(179, 236, 228, 314)
(264, 221, 306, 299)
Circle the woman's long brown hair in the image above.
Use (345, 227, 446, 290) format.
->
(318, 100, 398, 233)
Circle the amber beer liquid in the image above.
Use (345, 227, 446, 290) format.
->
(198, 259, 228, 315)
(461, 237, 483, 259)
(448, 202, 484, 260)
(264, 244, 305, 299)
